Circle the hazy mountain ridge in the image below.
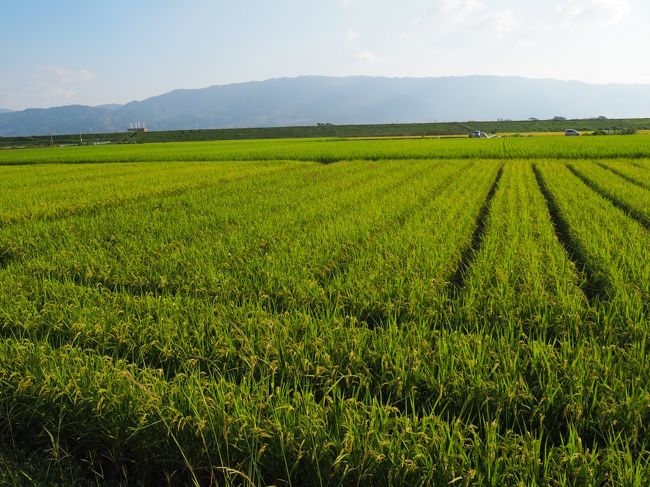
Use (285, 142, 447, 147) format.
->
(2, 75, 650, 136)
(94, 104, 122, 111)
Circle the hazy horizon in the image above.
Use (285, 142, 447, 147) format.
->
(2, 0, 647, 111)
(6, 73, 650, 113)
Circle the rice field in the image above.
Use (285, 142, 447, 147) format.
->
(0, 136, 649, 485)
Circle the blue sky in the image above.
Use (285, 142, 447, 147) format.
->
(1, 0, 647, 110)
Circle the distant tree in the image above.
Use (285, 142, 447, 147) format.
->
(528, 117, 538, 121)
(552, 116, 567, 121)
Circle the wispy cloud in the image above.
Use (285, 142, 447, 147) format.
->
(555, 0, 631, 26)
(46, 86, 76, 99)
(52, 67, 95, 83)
(436, 0, 520, 34)
(36, 67, 95, 101)
(347, 28, 359, 41)
(355, 50, 377, 62)
(2, 66, 97, 108)
(438, 0, 486, 22)
(481, 9, 519, 33)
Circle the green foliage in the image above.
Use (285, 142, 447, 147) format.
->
(3, 134, 650, 167)
(0, 137, 649, 484)
(591, 128, 638, 136)
(2, 117, 650, 148)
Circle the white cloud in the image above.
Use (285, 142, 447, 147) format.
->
(515, 38, 537, 49)
(52, 67, 95, 84)
(347, 28, 359, 41)
(80, 69, 95, 82)
(438, 0, 487, 22)
(482, 9, 519, 33)
(35, 67, 95, 102)
(355, 50, 377, 62)
(1, 67, 96, 108)
(555, 0, 631, 26)
(46, 87, 76, 99)
(436, 0, 519, 34)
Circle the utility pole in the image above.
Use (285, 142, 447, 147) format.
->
(49, 129, 53, 146)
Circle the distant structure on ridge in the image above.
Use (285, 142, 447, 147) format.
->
(128, 123, 148, 133)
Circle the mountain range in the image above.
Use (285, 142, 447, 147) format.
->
(2, 75, 650, 136)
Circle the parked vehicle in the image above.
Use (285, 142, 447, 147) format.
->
(564, 129, 580, 136)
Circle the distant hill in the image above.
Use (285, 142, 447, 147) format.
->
(0, 105, 117, 137)
(94, 104, 122, 111)
(3, 75, 650, 136)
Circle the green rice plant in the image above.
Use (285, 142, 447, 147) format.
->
(596, 159, 650, 189)
(2, 321, 648, 484)
(567, 160, 650, 228)
(534, 161, 649, 330)
(456, 161, 588, 340)
(2, 134, 650, 166)
(1, 160, 435, 301)
(326, 161, 501, 325)
(0, 160, 303, 224)
(0, 137, 649, 484)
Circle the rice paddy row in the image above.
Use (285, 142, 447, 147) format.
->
(0, 136, 648, 485)
(3, 134, 650, 165)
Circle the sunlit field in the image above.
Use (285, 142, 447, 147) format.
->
(1, 136, 649, 485)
